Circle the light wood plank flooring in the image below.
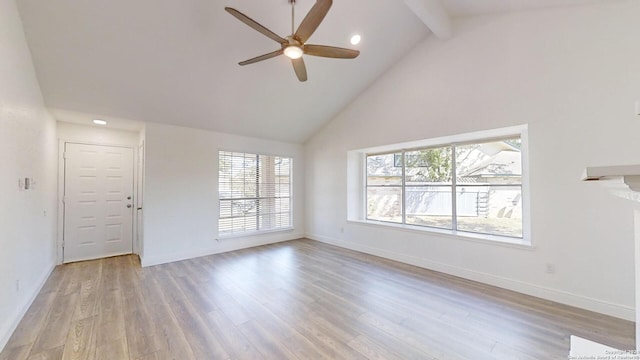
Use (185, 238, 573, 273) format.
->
(1, 239, 634, 359)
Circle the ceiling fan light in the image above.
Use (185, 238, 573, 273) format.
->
(284, 46, 303, 59)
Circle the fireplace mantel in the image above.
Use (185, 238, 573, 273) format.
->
(581, 164, 640, 192)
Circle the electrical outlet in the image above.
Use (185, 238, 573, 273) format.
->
(16, 280, 20, 292)
(545, 263, 556, 274)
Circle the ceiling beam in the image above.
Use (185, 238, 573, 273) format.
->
(404, 0, 452, 40)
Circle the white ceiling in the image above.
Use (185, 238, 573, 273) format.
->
(16, 0, 614, 143)
(441, 0, 612, 16)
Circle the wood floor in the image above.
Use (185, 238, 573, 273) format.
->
(1, 239, 634, 359)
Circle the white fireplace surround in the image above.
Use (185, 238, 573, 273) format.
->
(574, 164, 640, 355)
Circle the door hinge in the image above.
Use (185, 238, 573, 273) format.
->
(63, 151, 67, 159)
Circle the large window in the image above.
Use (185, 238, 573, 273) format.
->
(218, 151, 292, 237)
(366, 136, 523, 239)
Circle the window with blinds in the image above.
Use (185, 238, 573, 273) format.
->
(218, 151, 292, 237)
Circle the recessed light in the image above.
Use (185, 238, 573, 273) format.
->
(93, 119, 107, 125)
(350, 34, 361, 45)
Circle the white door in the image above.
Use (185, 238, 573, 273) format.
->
(63, 143, 134, 263)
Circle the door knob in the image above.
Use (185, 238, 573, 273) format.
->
(127, 204, 132, 208)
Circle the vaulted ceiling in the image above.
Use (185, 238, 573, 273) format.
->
(16, 0, 613, 143)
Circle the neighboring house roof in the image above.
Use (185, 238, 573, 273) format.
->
(368, 141, 521, 180)
(460, 150, 521, 178)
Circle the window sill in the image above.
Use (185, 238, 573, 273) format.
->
(216, 227, 295, 240)
(347, 219, 533, 249)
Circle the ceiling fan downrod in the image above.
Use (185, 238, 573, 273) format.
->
(290, 0, 295, 35)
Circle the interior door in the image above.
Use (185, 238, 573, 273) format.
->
(63, 143, 134, 263)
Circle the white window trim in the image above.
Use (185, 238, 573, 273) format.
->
(347, 125, 531, 246)
(216, 226, 295, 240)
(348, 219, 533, 249)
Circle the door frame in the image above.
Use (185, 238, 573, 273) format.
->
(57, 140, 140, 264)
(135, 141, 144, 257)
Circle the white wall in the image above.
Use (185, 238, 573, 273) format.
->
(305, 1, 640, 320)
(142, 123, 305, 266)
(0, 0, 57, 350)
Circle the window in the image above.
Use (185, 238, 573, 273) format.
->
(218, 151, 292, 237)
(366, 136, 523, 239)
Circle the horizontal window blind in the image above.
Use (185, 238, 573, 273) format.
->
(218, 151, 292, 237)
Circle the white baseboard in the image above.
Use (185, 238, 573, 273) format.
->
(0, 264, 55, 352)
(141, 233, 305, 267)
(307, 233, 634, 322)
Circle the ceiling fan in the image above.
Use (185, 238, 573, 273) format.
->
(225, 0, 360, 82)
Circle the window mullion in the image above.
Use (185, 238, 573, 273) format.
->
(401, 150, 406, 225)
(364, 154, 369, 221)
(451, 145, 458, 231)
(256, 154, 260, 231)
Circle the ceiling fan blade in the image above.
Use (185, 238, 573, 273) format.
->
(225, 7, 287, 44)
(239, 50, 284, 66)
(294, 0, 332, 43)
(304, 45, 360, 59)
(292, 58, 308, 82)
